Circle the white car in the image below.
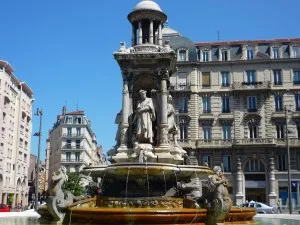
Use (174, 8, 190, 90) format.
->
(241, 201, 278, 214)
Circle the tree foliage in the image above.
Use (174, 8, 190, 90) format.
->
(62, 172, 85, 196)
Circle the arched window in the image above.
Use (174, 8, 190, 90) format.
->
(245, 159, 265, 172)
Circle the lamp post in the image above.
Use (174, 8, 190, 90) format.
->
(34, 108, 43, 211)
(284, 106, 292, 214)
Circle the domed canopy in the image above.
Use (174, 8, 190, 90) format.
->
(133, 0, 163, 12)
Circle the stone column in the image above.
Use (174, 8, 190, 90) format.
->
(149, 20, 154, 44)
(158, 24, 162, 46)
(138, 21, 143, 45)
(114, 72, 130, 162)
(132, 25, 136, 46)
(159, 71, 169, 149)
(268, 157, 277, 206)
(235, 157, 244, 205)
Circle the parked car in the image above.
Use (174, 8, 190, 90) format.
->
(241, 201, 277, 214)
(0, 203, 10, 212)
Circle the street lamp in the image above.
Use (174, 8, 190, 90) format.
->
(34, 108, 43, 211)
(284, 106, 292, 214)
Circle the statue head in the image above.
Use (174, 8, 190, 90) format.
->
(139, 90, 147, 100)
(213, 166, 222, 175)
(168, 95, 173, 103)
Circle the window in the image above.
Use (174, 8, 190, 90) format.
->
(221, 49, 228, 61)
(295, 95, 300, 111)
(75, 152, 80, 162)
(179, 120, 188, 140)
(77, 117, 82, 124)
(293, 70, 300, 84)
(76, 127, 81, 136)
(293, 46, 300, 58)
(276, 125, 285, 139)
(203, 126, 212, 141)
(248, 125, 258, 139)
(273, 70, 282, 85)
(297, 126, 300, 139)
(275, 95, 283, 112)
(245, 71, 256, 84)
(222, 125, 231, 140)
(202, 97, 211, 113)
(247, 47, 254, 60)
(76, 140, 80, 149)
(177, 97, 188, 113)
(66, 116, 73, 124)
(202, 51, 209, 62)
(66, 152, 71, 161)
(278, 154, 287, 171)
(178, 49, 187, 62)
(223, 155, 231, 172)
(273, 47, 279, 59)
(66, 139, 71, 148)
(245, 159, 265, 172)
(75, 165, 80, 172)
(248, 96, 257, 112)
(221, 72, 230, 87)
(67, 127, 72, 136)
(202, 155, 212, 167)
(222, 97, 230, 113)
(202, 72, 211, 87)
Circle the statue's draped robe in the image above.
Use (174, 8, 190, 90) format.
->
(136, 98, 156, 142)
(167, 103, 176, 132)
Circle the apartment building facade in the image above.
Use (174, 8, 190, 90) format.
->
(47, 106, 104, 187)
(164, 26, 300, 206)
(0, 60, 34, 207)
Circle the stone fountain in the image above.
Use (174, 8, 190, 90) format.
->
(39, 1, 256, 224)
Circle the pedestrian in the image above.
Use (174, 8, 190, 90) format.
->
(277, 199, 282, 213)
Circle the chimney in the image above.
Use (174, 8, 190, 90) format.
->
(62, 106, 66, 116)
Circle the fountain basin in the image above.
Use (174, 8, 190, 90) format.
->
(82, 163, 213, 179)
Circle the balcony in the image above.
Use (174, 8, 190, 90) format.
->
(196, 139, 233, 148)
(271, 111, 285, 120)
(194, 138, 300, 148)
(169, 83, 190, 92)
(62, 145, 85, 151)
(61, 159, 84, 163)
(178, 139, 191, 148)
(232, 81, 271, 91)
(233, 138, 276, 146)
(62, 133, 84, 138)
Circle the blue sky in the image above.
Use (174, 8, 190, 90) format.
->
(1, 0, 300, 161)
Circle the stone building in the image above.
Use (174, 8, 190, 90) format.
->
(165, 25, 300, 206)
(47, 106, 104, 187)
(0, 60, 34, 207)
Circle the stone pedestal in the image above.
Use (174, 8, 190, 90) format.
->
(235, 157, 244, 205)
(268, 157, 277, 206)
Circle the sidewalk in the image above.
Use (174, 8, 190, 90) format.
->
(255, 213, 300, 221)
(0, 209, 40, 218)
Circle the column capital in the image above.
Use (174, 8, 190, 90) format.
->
(157, 68, 169, 80)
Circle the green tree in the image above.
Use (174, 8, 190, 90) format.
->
(62, 172, 85, 196)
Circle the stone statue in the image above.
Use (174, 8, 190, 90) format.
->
(134, 90, 156, 143)
(167, 95, 186, 160)
(167, 95, 177, 134)
(114, 110, 122, 147)
(205, 166, 232, 224)
(43, 166, 86, 223)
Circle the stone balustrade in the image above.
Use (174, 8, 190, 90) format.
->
(194, 138, 300, 148)
(232, 81, 271, 91)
